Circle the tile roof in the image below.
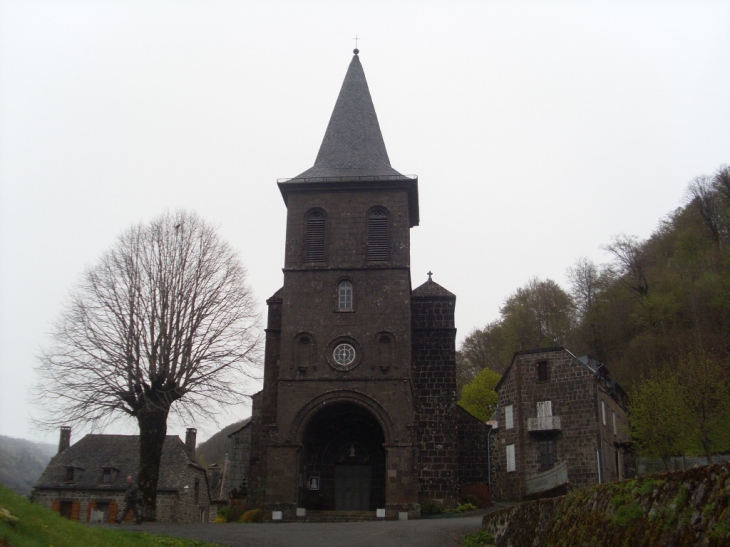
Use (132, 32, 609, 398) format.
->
(412, 278, 456, 298)
(34, 434, 200, 492)
(290, 53, 404, 181)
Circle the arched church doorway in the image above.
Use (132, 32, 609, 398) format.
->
(299, 402, 386, 511)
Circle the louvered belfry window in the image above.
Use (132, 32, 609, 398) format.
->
(304, 211, 326, 262)
(367, 209, 389, 262)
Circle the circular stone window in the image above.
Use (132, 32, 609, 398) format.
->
(326, 338, 361, 371)
(333, 343, 356, 366)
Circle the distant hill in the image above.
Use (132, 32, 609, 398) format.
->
(0, 435, 57, 495)
(195, 420, 248, 468)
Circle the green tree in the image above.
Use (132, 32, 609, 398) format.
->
(676, 350, 730, 463)
(628, 371, 689, 469)
(500, 277, 575, 351)
(457, 367, 501, 422)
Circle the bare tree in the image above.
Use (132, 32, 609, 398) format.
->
(566, 257, 603, 316)
(603, 234, 651, 297)
(36, 211, 261, 519)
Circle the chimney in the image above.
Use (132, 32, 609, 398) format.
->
(58, 426, 71, 454)
(185, 428, 197, 459)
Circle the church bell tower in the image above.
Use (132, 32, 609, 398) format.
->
(245, 51, 484, 519)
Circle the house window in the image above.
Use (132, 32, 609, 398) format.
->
(338, 280, 353, 310)
(539, 440, 555, 471)
(102, 468, 113, 483)
(536, 360, 549, 381)
(505, 405, 514, 430)
(304, 210, 326, 263)
(65, 468, 74, 482)
(601, 401, 606, 426)
(194, 479, 200, 504)
(537, 401, 553, 418)
(506, 444, 516, 472)
(367, 209, 389, 262)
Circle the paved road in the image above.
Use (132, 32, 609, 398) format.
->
(119, 513, 489, 547)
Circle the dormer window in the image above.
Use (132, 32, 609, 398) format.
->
(367, 209, 389, 262)
(102, 467, 117, 484)
(65, 467, 74, 482)
(338, 280, 353, 311)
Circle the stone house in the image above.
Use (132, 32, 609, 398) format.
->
(493, 348, 633, 501)
(32, 427, 214, 523)
(241, 51, 492, 520)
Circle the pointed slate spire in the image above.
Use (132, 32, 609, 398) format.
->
(293, 52, 403, 180)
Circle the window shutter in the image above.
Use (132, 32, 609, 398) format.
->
(537, 401, 552, 417)
(71, 502, 80, 521)
(304, 212, 326, 262)
(52, 500, 60, 513)
(109, 502, 118, 523)
(87, 501, 96, 523)
(506, 444, 516, 472)
(367, 210, 389, 261)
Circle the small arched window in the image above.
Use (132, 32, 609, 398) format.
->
(295, 335, 313, 371)
(367, 209, 389, 262)
(338, 280, 353, 311)
(377, 333, 395, 372)
(304, 210, 326, 263)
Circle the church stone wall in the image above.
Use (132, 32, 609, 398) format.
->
(411, 293, 460, 506)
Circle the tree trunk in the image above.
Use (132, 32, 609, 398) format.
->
(137, 407, 169, 521)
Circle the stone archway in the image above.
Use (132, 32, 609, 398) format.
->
(299, 402, 386, 511)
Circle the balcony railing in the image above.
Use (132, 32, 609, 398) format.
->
(527, 415, 562, 433)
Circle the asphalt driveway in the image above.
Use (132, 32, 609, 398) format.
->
(120, 513, 490, 547)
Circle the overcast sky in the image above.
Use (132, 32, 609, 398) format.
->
(1, 1, 729, 445)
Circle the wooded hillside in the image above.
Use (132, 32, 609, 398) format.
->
(458, 165, 730, 391)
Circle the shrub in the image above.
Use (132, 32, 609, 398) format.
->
(216, 505, 242, 523)
(239, 508, 263, 523)
(421, 500, 446, 515)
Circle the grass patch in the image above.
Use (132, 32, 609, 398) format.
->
(461, 530, 494, 546)
(612, 503, 645, 527)
(0, 485, 220, 547)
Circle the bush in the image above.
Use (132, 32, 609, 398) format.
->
(421, 500, 446, 515)
(239, 508, 263, 523)
(215, 505, 242, 523)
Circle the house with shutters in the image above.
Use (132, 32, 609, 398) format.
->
(493, 348, 633, 500)
(240, 50, 493, 520)
(31, 427, 213, 523)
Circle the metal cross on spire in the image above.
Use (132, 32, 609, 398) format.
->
(427, 271, 433, 281)
(353, 35, 360, 54)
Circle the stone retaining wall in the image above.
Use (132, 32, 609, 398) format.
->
(482, 462, 730, 546)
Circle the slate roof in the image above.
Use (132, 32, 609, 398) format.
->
(289, 53, 405, 181)
(412, 277, 456, 298)
(34, 434, 200, 492)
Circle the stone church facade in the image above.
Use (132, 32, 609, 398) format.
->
(242, 52, 491, 519)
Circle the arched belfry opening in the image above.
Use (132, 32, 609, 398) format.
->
(299, 402, 386, 511)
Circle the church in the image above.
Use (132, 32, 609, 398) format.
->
(240, 50, 491, 520)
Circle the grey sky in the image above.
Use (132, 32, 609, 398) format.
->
(1, 1, 729, 444)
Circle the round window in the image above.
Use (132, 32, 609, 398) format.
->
(333, 343, 356, 366)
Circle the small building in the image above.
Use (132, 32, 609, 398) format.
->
(32, 427, 213, 523)
(493, 348, 633, 500)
